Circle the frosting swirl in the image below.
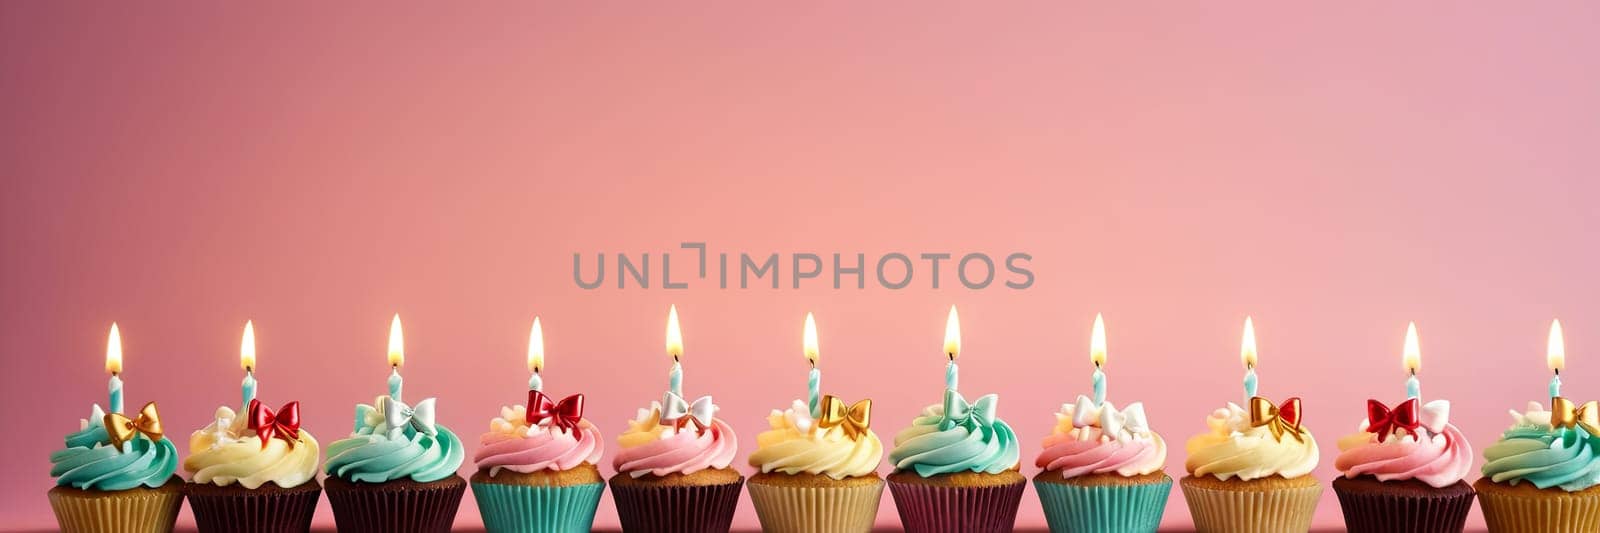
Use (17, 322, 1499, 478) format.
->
(889, 396, 1020, 476)
(324, 396, 465, 483)
(748, 400, 883, 479)
(50, 405, 179, 491)
(1185, 402, 1319, 481)
(1036, 397, 1166, 478)
(1481, 401, 1600, 491)
(474, 404, 603, 477)
(1334, 399, 1472, 488)
(614, 401, 737, 478)
(184, 405, 321, 489)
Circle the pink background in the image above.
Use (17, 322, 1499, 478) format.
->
(3, 2, 1599, 530)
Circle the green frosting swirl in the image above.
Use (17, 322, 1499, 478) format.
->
(1482, 425, 1600, 491)
(324, 401, 465, 483)
(50, 419, 178, 491)
(889, 397, 1020, 477)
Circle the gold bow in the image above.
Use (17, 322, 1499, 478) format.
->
(1248, 396, 1305, 443)
(1551, 397, 1600, 436)
(104, 402, 164, 452)
(816, 395, 871, 440)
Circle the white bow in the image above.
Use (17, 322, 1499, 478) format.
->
(1069, 396, 1150, 442)
(380, 396, 438, 438)
(660, 392, 715, 428)
(1419, 399, 1449, 434)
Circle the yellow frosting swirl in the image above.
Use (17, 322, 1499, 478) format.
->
(184, 406, 321, 489)
(1184, 402, 1318, 481)
(748, 400, 883, 479)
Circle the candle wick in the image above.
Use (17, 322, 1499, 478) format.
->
(1094, 361, 1101, 370)
(947, 352, 955, 362)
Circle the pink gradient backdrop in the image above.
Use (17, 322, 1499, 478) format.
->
(3, 2, 1600, 530)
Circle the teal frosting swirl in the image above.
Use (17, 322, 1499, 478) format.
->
(324, 400, 465, 483)
(888, 395, 1021, 477)
(50, 417, 178, 491)
(1482, 425, 1600, 491)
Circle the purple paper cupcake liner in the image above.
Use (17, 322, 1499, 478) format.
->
(608, 477, 744, 533)
(324, 477, 466, 533)
(887, 478, 1026, 533)
(187, 484, 322, 533)
(1333, 478, 1474, 533)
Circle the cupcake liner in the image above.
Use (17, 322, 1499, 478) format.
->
(48, 485, 184, 533)
(187, 483, 322, 533)
(1180, 477, 1321, 533)
(1033, 477, 1172, 533)
(746, 478, 885, 533)
(470, 481, 605, 533)
(324, 476, 466, 533)
(886, 477, 1025, 533)
(1477, 483, 1600, 533)
(608, 477, 744, 533)
(1333, 479, 1473, 533)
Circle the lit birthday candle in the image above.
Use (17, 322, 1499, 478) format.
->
(1549, 319, 1565, 397)
(528, 317, 544, 392)
(1404, 322, 1421, 399)
(1091, 313, 1107, 405)
(106, 323, 123, 414)
(804, 312, 820, 416)
(241, 320, 257, 407)
(1241, 317, 1258, 404)
(388, 314, 404, 402)
(945, 306, 961, 391)
(667, 305, 683, 397)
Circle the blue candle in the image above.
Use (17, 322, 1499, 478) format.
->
(388, 367, 403, 402)
(242, 371, 257, 407)
(669, 361, 682, 397)
(108, 374, 123, 414)
(1092, 367, 1106, 405)
(946, 361, 959, 391)
(1406, 373, 1420, 399)
(1551, 373, 1562, 398)
(808, 367, 821, 417)
(1243, 367, 1257, 401)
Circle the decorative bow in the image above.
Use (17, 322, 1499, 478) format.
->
(247, 399, 302, 449)
(1249, 396, 1305, 442)
(1365, 398, 1419, 443)
(1551, 397, 1600, 436)
(816, 395, 872, 439)
(1068, 396, 1149, 441)
(104, 402, 164, 451)
(940, 389, 998, 431)
(526, 391, 585, 432)
(379, 396, 438, 438)
(660, 392, 715, 434)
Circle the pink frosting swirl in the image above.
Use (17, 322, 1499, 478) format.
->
(472, 406, 603, 476)
(1334, 400, 1473, 488)
(613, 403, 737, 478)
(1037, 426, 1166, 478)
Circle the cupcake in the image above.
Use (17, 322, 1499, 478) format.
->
(49, 402, 184, 533)
(886, 306, 1024, 533)
(747, 398, 885, 533)
(1034, 397, 1170, 533)
(1180, 397, 1322, 533)
(1476, 400, 1600, 533)
(322, 393, 468, 533)
(470, 389, 606, 533)
(1333, 398, 1475, 533)
(183, 400, 323, 533)
(610, 393, 742, 533)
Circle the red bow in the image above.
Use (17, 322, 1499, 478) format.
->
(247, 399, 301, 449)
(1365, 398, 1420, 443)
(526, 391, 584, 431)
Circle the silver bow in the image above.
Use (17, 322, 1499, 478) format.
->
(379, 396, 438, 438)
(660, 392, 715, 429)
(1069, 396, 1150, 441)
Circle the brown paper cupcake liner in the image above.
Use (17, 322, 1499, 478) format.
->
(48, 482, 185, 533)
(1332, 477, 1473, 533)
(608, 476, 744, 533)
(1180, 476, 1322, 533)
(186, 481, 322, 533)
(747, 477, 885, 533)
(1476, 479, 1600, 533)
(324, 475, 466, 533)
(886, 477, 1025, 533)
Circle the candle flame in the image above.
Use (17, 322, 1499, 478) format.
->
(1241, 316, 1258, 368)
(241, 320, 257, 372)
(1403, 321, 1420, 374)
(387, 314, 405, 367)
(528, 317, 544, 373)
(106, 322, 123, 374)
(803, 312, 819, 365)
(944, 305, 961, 359)
(1090, 313, 1107, 367)
(666, 305, 683, 361)
(1549, 319, 1566, 372)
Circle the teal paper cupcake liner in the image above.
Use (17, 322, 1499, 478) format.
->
(470, 481, 605, 533)
(1034, 476, 1172, 533)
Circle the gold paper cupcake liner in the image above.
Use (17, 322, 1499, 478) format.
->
(1475, 479, 1600, 533)
(1180, 475, 1321, 533)
(48, 484, 184, 533)
(747, 477, 885, 533)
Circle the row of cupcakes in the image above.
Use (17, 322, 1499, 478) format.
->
(47, 308, 1596, 533)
